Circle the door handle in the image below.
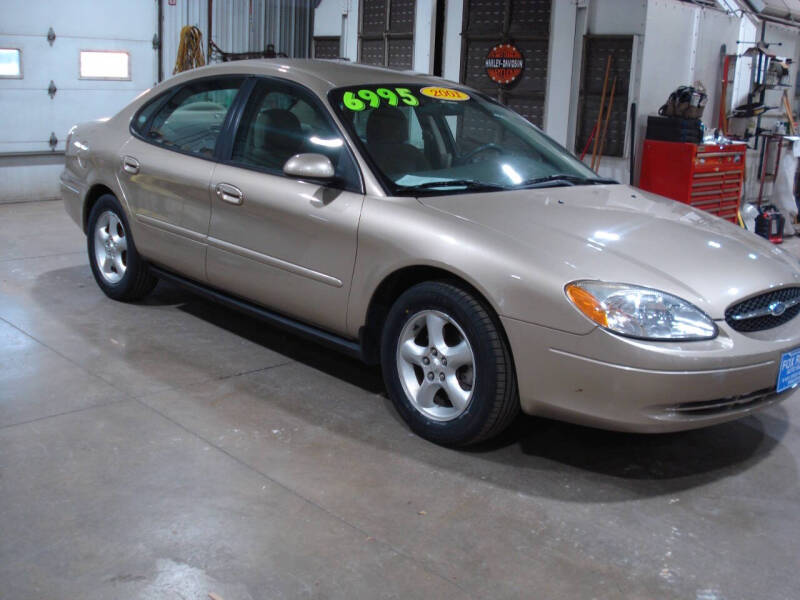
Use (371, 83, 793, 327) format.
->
(215, 183, 244, 205)
(122, 156, 140, 174)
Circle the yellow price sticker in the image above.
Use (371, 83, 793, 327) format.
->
(419, 87, 470, 101)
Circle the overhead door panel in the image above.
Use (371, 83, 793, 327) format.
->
(358, 0, 415, 70)
(0, 0, 156, 154)
(1, 1, 156, 39)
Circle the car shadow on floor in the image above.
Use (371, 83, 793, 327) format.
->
(29, 269, 795, 502)
(151, 281, 794, 501)
(466, 408, 792, 499)
(155, 283, 386, 395)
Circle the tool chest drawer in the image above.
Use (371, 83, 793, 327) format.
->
(639, 140, 746, 223)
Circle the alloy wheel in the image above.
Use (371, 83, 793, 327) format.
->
(396, 309, 476, 421)
(93, 210, 128, 284)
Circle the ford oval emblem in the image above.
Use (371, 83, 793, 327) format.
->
(769, 301, 787, 317)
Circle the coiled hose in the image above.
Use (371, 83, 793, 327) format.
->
(173, 25, 206, 74)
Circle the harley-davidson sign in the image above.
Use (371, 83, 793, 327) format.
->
(485, 44, 524, 85)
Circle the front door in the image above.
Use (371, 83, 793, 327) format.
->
(207, 78, 364, 335)
(118, 76, 245, 281)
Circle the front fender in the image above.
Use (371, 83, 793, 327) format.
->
(346, 195, 596, 338)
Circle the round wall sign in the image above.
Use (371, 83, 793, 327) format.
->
(485, 44, 525, 85)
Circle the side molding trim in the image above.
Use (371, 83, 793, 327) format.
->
(137, 213, 208, 243)
(207, 236, 343, 288)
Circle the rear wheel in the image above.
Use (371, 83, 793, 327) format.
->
(87, 194, 156, 301)
(381, 281, 519, 446)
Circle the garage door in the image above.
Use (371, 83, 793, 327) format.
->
(0, 0, 156, 154)
(459, 0, 550, 127)
(358, 0, 415, 70)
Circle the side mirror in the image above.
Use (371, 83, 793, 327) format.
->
(283, 153, 335, 180)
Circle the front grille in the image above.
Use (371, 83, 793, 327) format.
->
(666, 387, 778, 417)
(725, 287, 800, 332)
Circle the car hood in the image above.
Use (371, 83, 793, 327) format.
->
(419, 184, 800, 319)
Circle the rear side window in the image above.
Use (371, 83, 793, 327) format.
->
(132, 92, 168, 135)
(135, 77, 244, 158)
(229, 79, 360, 192)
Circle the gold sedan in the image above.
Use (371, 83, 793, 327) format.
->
(61, 59, 800, 446)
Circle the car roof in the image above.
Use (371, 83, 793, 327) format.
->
(163, 59, 452, 97)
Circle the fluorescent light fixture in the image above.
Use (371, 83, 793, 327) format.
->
(80, 50, 130, 80)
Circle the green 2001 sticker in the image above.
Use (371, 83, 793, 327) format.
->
(343, 87, 419, 111)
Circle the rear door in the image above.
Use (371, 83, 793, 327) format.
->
(207, 78, 364, 335)
(118, 76, 246, 281)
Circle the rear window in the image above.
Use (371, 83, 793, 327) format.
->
(133, 77, 244, 158)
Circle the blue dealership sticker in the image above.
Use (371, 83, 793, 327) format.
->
(777, 347, 800, 393)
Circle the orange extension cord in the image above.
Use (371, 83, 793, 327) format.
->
(173, 25, 206, 74)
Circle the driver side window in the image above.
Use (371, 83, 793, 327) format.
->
(230, 79, 360, 191)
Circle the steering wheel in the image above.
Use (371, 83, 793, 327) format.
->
(456, 142, 505, 165)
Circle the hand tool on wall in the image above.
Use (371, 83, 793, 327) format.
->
(783, 90, 796, 135)
(590, 55, 612, 170)
(580, 122, 598, 161)
(629, 102, 636, 185)
(594, 76, 616, 171)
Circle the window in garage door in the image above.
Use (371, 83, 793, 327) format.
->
(460, 0, 550, 127)
(359, 0, 415, 69)
(0, 48, 22, 78)
(79, 50, 130, 80)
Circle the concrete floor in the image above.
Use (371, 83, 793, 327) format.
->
(2, 199, 800, 600)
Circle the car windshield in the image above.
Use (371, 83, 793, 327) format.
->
(329, 84, 610, 196)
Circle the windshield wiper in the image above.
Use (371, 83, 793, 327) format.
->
(394, 179, 509, 195)
(519, 174, 618, 189)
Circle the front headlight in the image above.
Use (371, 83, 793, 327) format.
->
(565, 280, 717, 340)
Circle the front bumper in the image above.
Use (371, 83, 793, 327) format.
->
(502, 316, 799, 432)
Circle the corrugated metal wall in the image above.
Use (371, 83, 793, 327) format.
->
(161, 0, 312, 79)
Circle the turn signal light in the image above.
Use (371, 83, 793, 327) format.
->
(565, 283, 608, 327)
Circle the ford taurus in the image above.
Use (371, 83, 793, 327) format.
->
(60, 59, 800, 446)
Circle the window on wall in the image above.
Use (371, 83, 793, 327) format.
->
(575, 36, 633, 158)
(359, 0, 415, 70)
(79, 50, 130, 80)
(313, 37, 341, 59)
(0, 48, 22, 78)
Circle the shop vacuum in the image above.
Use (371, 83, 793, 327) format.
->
(755, 204, 785, 243)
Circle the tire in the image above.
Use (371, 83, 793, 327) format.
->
(87, 194, 157, 301)
(381, 281, 519, 446)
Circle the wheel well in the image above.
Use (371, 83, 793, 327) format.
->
(82, 184, 115, 232)
(360, 266, 499, 364)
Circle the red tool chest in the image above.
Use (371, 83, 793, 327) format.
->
(639, 140, 746, 223)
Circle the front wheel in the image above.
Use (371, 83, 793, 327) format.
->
(381, 281, 519, 446)
(87, 194, 157, 301)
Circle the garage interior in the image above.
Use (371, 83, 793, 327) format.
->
(2, 0, 800, 598)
